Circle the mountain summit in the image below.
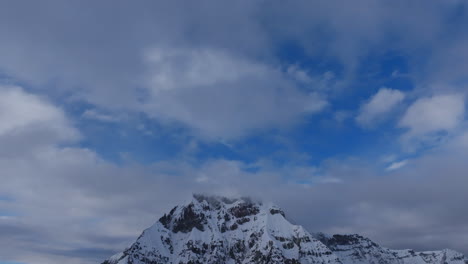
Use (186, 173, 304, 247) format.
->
(102, 195, 466, 264)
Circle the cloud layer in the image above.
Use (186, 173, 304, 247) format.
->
(1, 0, 467, 139)
(1, 104, 468, 263)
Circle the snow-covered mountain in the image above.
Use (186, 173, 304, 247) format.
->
(102, 195, 467, 264)
(315, 233, 466, 264)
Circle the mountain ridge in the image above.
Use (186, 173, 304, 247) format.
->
(102, 195, 467, 264)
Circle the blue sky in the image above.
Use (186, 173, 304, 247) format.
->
(71, 48, 414, 166)
(1, 1, 468, 263)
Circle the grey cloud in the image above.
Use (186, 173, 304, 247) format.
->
(0, 1, 267, 103)
(40, 247, 117, 262)
(1, 1, 467, 139)
(0, 0, 464, 84)
(0, 1, 327, 139)
(277, 147, 468, 254)
(142, 46, 327, 139)
(0, 221, 43, 239)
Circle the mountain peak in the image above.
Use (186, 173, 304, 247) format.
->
(192, 194, 260, 207)
(158, 194, 267, 234)
(104, 194, 339, 264)
(103, 195, 466, 264)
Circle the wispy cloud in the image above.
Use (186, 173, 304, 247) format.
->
(386, 159, 409, 171)
(81, 109, 119, 123)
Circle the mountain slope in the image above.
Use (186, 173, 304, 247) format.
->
(103, 195, 466, 264)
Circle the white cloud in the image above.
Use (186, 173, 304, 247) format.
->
(386, 159, 408, 171)
(356, 88, 405, 127)
(399, 94, 465, 143)
(142, 47, 327, 139)
(0, 86, 78, 140)
(0, 86, 79, 159)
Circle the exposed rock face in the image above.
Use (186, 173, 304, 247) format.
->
(102, 195, 467, 264)
(316, 233, 467, 264)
